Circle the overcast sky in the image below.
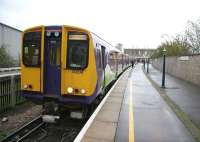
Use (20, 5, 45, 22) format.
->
(0, 0, 200, 49)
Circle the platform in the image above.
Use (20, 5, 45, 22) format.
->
(78, 64, 195, 142)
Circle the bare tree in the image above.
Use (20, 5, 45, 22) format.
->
(185, 20, 200, 54)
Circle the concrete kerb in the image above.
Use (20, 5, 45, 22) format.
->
(142, 67, 200, 142)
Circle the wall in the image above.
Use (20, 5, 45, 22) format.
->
(152, 55, 200, 87)
(0, 23, 22, 61)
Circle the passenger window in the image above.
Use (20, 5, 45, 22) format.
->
(98, 49, 102, 68)
(101, 46, 105, 69)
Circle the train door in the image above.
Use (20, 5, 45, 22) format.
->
(44, 29, 61, 96)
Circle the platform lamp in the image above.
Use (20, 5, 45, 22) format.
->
(147, 58, 149, 73)
(161, 47, 167, 88)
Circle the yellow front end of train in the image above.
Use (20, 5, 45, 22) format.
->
(21, 25, 97, 100)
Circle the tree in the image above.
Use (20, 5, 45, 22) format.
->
(185, 20, 200, 54)
(0, 45, 15, 68)
(151, 36, 191, 58)
(152, 18, 200, 58)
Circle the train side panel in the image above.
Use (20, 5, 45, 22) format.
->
(91, 34, 116, 90)
(104, 49, 116, 87)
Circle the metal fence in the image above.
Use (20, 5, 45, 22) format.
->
(0, 73, 25, 113)
(0, 67, 21, 72)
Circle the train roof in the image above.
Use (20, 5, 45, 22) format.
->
(90, 32, 122, 53)
(23, 25, 122, 53)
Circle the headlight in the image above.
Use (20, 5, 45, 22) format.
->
(80, 89, 86, 94)
(54, 31, 59, 37)
(46, 31, 51, 37)
(67, 87, 73, 94)
(24, 84, 28, 89)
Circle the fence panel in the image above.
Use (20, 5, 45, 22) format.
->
(15, 76, 25, 104)
(0, 74, 25, 113)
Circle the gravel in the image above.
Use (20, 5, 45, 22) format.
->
(0, 102, 42, 138)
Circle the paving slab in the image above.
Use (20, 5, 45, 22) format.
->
(82, 137, 112, 142)
(85, 121, 117, 141)
(96, 109, 120, 123)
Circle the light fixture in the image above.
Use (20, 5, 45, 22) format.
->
(24, 84, 28, 89)
(162, 47, 167, 55)
(67, 87, 73, 94)
(46, 31, 51, 37)
(80, 89, 86, 94)
(54, 31, 59, 37)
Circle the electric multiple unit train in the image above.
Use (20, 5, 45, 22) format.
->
(21, 25, 130, 120)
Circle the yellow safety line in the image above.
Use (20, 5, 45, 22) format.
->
(129, 76, 135, 142)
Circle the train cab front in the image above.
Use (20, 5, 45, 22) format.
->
(21, 26, 43, 104)
(21, 25, 98, 119)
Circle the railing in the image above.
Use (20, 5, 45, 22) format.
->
(0, 73, 25, 113)
(0, 67, 21, 72)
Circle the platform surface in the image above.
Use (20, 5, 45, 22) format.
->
(148, 64, 200, 128)
(81, 64, 195, 142)
(81, 68, 131, 142)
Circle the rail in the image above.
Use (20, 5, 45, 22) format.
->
(1, 116, 44, 142)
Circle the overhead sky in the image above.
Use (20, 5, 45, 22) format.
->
(0, 0, 200, 49)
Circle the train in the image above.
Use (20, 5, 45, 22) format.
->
(21, 25, 130, 121)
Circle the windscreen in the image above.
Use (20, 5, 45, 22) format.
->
(23, 32, 41, 67)
(67, 32, 89, 70)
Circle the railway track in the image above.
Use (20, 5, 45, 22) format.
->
(0, 86, 115, 142)
(1, 116, 44, 142)
(23, 118, 85, 142)
(1, 115, 85, 142)
(0, 70, 125, 142)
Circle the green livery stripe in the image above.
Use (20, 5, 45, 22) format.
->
(104, 64, 115, 87)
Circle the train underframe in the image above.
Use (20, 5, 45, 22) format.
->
(41, 93, 104, 123)
(41, 80, 116, 123)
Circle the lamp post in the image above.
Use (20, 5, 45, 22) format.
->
(147, 58, 149, 73)
(161, 48, 166, 88)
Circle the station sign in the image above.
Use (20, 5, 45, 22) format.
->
(178, 56, 189, 61)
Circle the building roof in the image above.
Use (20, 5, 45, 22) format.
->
(0, 22, 22, 32)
